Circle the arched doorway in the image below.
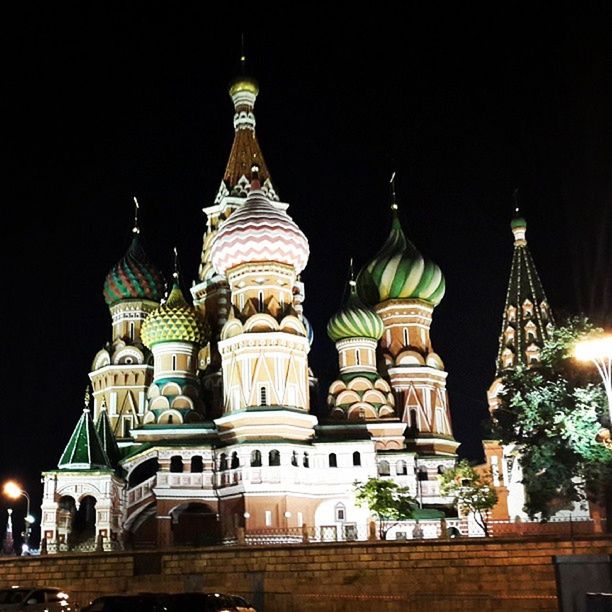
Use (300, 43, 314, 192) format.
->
(171, 502, 220, 546)
(70, 495, 97, 547)
(124, 503, 157, 549)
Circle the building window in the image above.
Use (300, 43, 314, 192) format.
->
(258, 291, 264, 312)
(410, 408, 418, 431)
(335, 502, 346, 522)
(172, 354, 177, 370)
(403, 328, 409, 347)
(291, 451, 298, 467)
(129, 322, 135, 340)
(303, 452, 310, 468)
(269, 449, 281, 466)
(170, 456, 183, 473)
(265, 510, 272, 527)
(378, 460, 390, 476)
(297, 512, 303, 527)
(329, 453, 337, 468)
(437, 465, 446, 475)
(352, 451, 361, 466)
(190, 456, 203, 473)
(250, 450, 262, 467)
(231, 452, 240, 469)
(396, 460, 408, 475)
(219, 453, 228, 471)
(416, 466, 428, 481)
(260, 386, 268, 406)
(355, 350, 360, 365)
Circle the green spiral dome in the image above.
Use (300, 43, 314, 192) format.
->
(510, 215, 527, 230)
(356, 212, 445, 307)
(103, 234, 165, 306)
(327, 282, 384, 342)
(141, 282, 206, 348)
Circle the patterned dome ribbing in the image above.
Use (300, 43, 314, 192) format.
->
(141, 282, 206, 348)
(357, 212, 445, 307)
(211, 186, 309, 275)
(327, 282, 384, 342)
(103, 235, 165, 306)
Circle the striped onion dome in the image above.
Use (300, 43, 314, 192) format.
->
(327, 281, 384, 342)
(141, 282, 206, 348)
(357, 211, 445, 307)
(103, 234, 165, 306)
(211, 183, 309, 275)
(303, 314, 315, 346)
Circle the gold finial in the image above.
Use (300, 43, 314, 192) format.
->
(132, 196, 140, 234)
(390, 172, 398, 211)
(84, 386, 91, 413)
(173, 247, 179, 281)
(240, 33, 246, 71)
(513, 187, 520, 215)
(349, 257, 356, 287)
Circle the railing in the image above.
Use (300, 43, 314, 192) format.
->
(488, 516, 599, 538)
(126, 475, 156, 509)
(156, 472, 214, 489)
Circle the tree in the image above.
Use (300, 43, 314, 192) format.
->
(439, 460, 498, 536)
(491, 316, 612, 520)
(353, 478, 418, 539)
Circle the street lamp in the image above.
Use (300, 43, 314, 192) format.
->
(575, 335, 612, 448)
(2, 481, 33, 554)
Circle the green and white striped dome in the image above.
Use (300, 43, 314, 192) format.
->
(357, 212, 445, 307)
(327, 282, 384, 342)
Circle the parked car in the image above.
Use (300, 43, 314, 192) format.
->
(0, 587, 73, 611)
(81, 592, 256, 612)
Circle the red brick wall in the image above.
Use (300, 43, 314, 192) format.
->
(0, 535, 610, 611)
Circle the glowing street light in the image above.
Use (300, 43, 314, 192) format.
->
(2, 481, 32, 554)
(575, 335, 612, 449)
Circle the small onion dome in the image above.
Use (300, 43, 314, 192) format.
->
(141, 282, 205, 348)
(327, 282, 384, 342)
(211, 186, 309, 275)
(229, 75, 259, 98)
(357, 212, 445, 307)
(510, 215, 527, 230)
(103, 235, 165, 306)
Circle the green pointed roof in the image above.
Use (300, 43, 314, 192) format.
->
(58, 409, 111, 470)
(141, 281, 206, 348)
(357, 210, 445, 307)
(95, 409, 120, 467)
(495, 213, 554, 375)
(327, 279, 384, 342)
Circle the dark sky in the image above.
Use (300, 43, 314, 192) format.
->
(2, 5, 611, 543)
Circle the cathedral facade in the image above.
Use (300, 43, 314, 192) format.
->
(40, 74, 458, 551)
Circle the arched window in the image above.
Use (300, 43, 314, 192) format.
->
(355, 350, 360, 365)
(378, 460, 390, 476)
(303, 452, 310, 468)
(231, 452, 240, 469)
(170, 456, 183, 473)
(219, 453, 228, 471)
(269, 449, 281, 466)
(329, 453, 338, 468)
(437, 465, 446, 475)
(396, 460, 407, 475)
(335, 502, 346, 522)
(291, 451, 298, 467)
(258, 291, 264, 312)
(250, 450, 262, 467)
(417, 466, 429, 481)
(352, 451, 361, 466)
(172, 355, 177, 370)
(403, 328, 409, 347)
(410, 408, 418, 431)
(190, 456, 203, 473)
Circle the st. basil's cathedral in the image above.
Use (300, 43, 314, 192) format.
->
(39, 69, 568, 551)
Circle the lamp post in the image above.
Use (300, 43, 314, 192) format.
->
(2, 481, 34, 555)
(575, 335, 612, 448)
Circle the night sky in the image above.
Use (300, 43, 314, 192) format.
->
(2, 5, 611, 545)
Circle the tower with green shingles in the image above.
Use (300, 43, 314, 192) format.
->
(90, 212, 166, 439)
(357, 197, 458, 458)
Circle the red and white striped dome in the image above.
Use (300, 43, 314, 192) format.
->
(211, 187, 309, 275)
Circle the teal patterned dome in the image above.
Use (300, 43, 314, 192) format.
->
(327, 282, 384, 342)
(357, 212, 445, 307)
(103, 234, 165, 306)
(141, 282, 206, 348)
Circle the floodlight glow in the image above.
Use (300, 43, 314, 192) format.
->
(3, 481, 22, 499)
(575, 336, 612, 362)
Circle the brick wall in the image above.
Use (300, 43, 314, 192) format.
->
(0, 535, 610, 611)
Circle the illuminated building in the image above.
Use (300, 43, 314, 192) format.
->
(40, 72, 458, 551)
